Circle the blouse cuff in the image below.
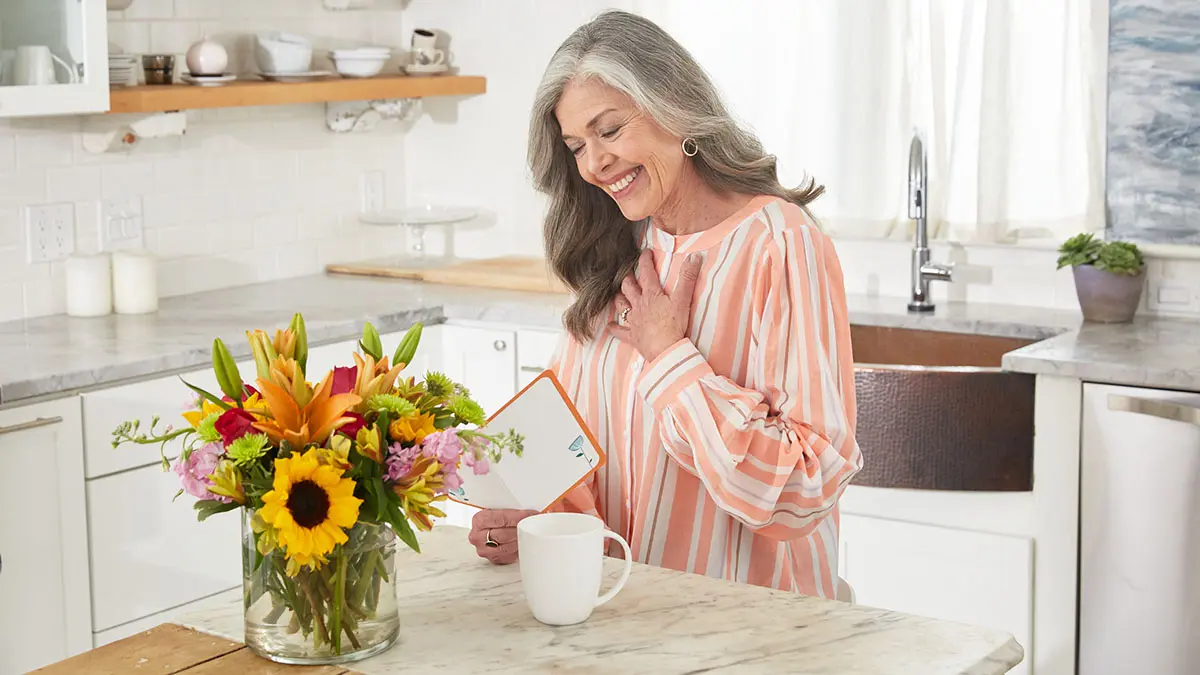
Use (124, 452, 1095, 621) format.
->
(636, 338, 713, 414)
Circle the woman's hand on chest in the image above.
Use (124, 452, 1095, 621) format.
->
(610, 249, 702, 362)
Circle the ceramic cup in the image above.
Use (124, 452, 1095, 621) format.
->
(517, 513, 633, 626)
(410, 29, 445, 66)
(12, 45, 77, 86)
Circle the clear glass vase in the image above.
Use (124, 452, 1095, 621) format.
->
(241, 510, 400, 665)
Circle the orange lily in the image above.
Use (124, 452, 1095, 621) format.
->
(392, 455, 447, 531)
(253, 371, 361, 449)
(351, 352, 404, 404)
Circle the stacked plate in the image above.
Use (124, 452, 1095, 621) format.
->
(108, 54, 137, 87)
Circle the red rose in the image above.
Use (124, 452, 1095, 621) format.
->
(215, 408, 257, 446)
(337, 412, 367, 438)
(331, 366, 358, 396)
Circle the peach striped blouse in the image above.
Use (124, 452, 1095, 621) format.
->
(549, 195, 863, 597)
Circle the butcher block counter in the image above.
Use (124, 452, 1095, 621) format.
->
(35, 527, 1023, 675)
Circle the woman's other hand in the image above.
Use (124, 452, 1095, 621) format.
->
(611, 249, 701, 361)
(468, 508, 538, 565)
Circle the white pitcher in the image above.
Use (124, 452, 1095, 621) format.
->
(10, 45, 78, 86)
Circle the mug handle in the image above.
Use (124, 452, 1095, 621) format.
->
(50, 53, 78, 84)
(430, 49, 446, 66)
(595, 530, 633, 608)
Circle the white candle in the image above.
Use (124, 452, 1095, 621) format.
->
(112, 250, 159, 315)
(65, 254, 113, 317)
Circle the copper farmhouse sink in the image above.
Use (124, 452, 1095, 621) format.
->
(849, 325, 1037, 492)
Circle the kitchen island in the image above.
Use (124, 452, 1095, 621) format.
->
(38, 526, 1023, 675)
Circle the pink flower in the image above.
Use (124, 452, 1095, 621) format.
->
(463, 451, 490, 476)
(173, 442, 226, 502)
(421, 430, 462, 465)
(331, 366, 357, 396)
(384, 442, 422, 482)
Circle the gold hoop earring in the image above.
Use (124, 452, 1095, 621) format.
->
(681, 137, 698, 157)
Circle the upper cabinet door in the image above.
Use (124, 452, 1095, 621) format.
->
(0, 0, 109, 117)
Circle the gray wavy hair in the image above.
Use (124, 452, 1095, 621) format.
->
(528, 9, 823, 342)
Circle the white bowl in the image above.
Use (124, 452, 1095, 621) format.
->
(255, 32, 312, 74)
(332, 54, 387, 78)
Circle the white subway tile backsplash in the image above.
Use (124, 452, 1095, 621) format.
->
(16, 132, 76, 168)
(46, 167, 102, 203)
(0, 282, 23, 322)
(101, 163, 156, 198)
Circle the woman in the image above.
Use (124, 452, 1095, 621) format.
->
(467, 9, 863, 598)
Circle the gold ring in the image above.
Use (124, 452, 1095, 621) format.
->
(485, 529, 498, 548)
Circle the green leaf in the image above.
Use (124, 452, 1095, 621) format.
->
(387, 501, 420, 553)
(195, 499, 240, 522)
(392, 323, 423, 368)
(290, 313, 309, 375)
(181, 377, 233, 411)
(1095, 240, 1145, 276)
(1056, 232, 1102, 270)
(212, 338, 245, 402)
(360, 322, 383, 361)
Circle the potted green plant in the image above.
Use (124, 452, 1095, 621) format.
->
(1056, 233, 1146, 323)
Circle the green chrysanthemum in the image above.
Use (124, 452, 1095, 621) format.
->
(196, 412, 222, 443)
(227, 432, 270, 466)
(424, 371, 454, 399)
(366, 393, 418, 417)
(449, 394, 486, 426)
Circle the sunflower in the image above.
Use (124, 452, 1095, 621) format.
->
(259, 448, 361, 574)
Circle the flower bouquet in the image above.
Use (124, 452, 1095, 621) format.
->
(112, 315, 522, 665)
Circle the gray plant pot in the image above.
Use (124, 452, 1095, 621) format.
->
(1072, 264, 1146, 323)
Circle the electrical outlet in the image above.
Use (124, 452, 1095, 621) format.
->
(361, 171, 385, 213)
(1148, 281, 1200, 314)
(25, 203, 75, 263)
(100, 197, 144, 251)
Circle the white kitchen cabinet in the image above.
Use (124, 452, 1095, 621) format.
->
(93, 589, 237, 648)
(838, 513, 1033, 675)
(0, 398, 92, 674)
(1080, 383, 1200, 675)
(86, 461, 241, 634)
(517, 328, 562, 389)
(0, 0, 110, 117)
(440, 324, 518, 419)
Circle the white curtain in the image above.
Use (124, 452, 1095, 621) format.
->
(626, 0, 1108, 244)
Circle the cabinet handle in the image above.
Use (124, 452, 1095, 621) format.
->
(519, 366, 544, 373)
(0, 416, 63, 436)
(1107, 395, 1200, 427)
(493, 340, 508, 352)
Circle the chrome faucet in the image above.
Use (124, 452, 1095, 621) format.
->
(907, 131, 952, 312)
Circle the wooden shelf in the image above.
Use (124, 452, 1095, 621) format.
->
(107, 74, 486, 114)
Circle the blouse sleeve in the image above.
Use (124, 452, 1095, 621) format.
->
(636, 229, 862, 540)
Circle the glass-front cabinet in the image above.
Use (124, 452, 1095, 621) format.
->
(0, 0, 108, 117)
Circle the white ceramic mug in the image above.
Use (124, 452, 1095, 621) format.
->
(517, 513, 633, 626)
(410, 29, 445, 66)
(12, 45, 77, 85)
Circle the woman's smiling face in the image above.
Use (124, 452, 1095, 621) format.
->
(555, 77, 687, 222)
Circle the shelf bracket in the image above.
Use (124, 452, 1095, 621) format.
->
(325, 98, 422, 133)
(80, 112, 188, 154)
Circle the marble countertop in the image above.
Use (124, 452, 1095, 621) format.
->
(178, 526, 1024, 674)
(1, 270, 1198, 406)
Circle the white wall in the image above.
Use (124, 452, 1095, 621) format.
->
(2, 0, 1199, 323)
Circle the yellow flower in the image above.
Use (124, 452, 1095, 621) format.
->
(181, 391, 267, 428)
(181, 398, 224, 428)
(208, 460, 245, 504)
(350, 352, 404, 408)
(389, 412, 437, 445)
(392, 455, 448, 531)
(259, 448, 362, 574)
(318, 436, 351, 471)
(250, 510, 279, 557)
(355, 425, 384, 463)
